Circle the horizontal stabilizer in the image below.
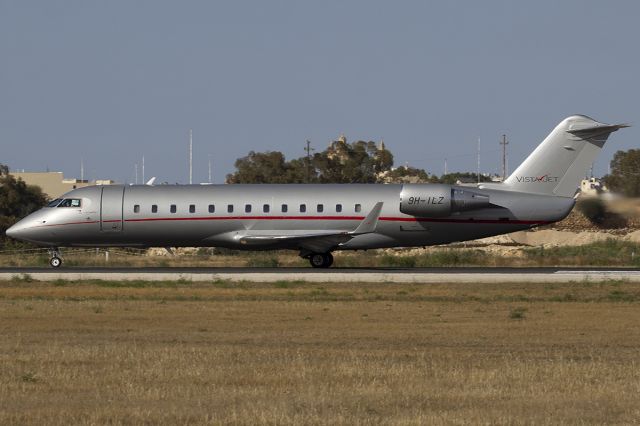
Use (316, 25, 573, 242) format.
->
(567, 123, 629, 142)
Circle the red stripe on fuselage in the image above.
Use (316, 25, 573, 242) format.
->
(125, 215, 365, 222)
(34, 220, 100, 228)
(380, 217, 552, 225)
(32, 216, 552, 228)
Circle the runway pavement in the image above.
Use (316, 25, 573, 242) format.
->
(1, 267, 640, 283)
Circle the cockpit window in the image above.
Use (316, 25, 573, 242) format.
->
(47, 199, 63, 207)
(58, 199, 82, 208)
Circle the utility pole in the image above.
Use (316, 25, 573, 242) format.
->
(189, 129, 193, 184)
(500, 134, 509, 180)
(304, 140, 314, 183)
(80, 159, 84, 181)
(208, 154, 212, 184)
(134, 163, 138, 184)
(444, 158, 448, 176)
(477, 138, 481, 184)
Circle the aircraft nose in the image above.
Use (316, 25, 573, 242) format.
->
(6, 221, 30, 241)
(6, 222, 22, 239)
(6, 211, 54, 244)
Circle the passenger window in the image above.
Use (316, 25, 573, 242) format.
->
(317, 204, 324, 213)
(170, 205, 177, 213)
(152, 205, 158, 213)
(133, 205, 140, 213)
(281, 204, 288, 213)
(355, 203, 362, 213)
(263, 204, 270, 213)
(227, 204, 234, 213)
(300, 204, 306, 213)
(336, 204, 342, 213)
(245, 204, 252, 213)
(208, 204, 215, 213)
(189, 204, 196, 213)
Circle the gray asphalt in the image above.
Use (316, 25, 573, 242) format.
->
(4, 267, 640, 283)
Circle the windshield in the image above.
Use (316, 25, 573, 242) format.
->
(47, 199, 62, 207)
(57, 199, 82, 208)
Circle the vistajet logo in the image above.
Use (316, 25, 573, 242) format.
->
(515, 174, 559, 183)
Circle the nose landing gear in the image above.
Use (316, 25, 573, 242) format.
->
(49, 248, 62, 268)
(308, 252, 333, 269)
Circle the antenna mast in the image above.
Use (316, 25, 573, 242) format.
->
(142, 155, 145, 183)
(500, 134, 509, 180)
(80, 159, 84, 181)
(189, 129, 193, 184)
(208, 154, 212, 184)
(477, 138, 481, 184)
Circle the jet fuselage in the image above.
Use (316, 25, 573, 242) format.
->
(8, 183, 573, 250)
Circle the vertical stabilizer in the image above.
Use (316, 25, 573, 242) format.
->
(503, 115, 627, 197)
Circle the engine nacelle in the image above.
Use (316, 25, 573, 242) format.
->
(399, 184, 490, 217)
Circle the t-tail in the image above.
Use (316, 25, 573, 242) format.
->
(503, 115, 628, 197)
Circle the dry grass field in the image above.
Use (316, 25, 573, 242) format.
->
(1, 279, 640, 425)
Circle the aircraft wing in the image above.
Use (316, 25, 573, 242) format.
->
(237, 202, 384, 253)
(239, 230, 353, 253)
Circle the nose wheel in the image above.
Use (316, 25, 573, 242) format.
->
(309, 252, 333, 268)
(49, 249, 63, 268)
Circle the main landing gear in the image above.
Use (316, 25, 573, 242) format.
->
(49, 248, 62, 268)
(308, 252, 333, 269)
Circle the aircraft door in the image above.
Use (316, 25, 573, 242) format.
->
(100, 186, 124, 232)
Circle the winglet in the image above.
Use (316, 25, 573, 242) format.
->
(146, 177, 157, 186)
(351, 202, 383, 235)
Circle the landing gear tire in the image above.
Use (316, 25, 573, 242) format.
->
(309, 252, 333, 269)
(48, 248, 62, 268)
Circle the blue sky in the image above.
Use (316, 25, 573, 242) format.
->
(1, 1, 638, 184)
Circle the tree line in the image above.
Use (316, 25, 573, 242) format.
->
(226, 139, 640, 197)
(603, 149, 640, 197)
(1, 146, 639, 247)
(225, 137, 492, 185)
(0, 164, 48, 248)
